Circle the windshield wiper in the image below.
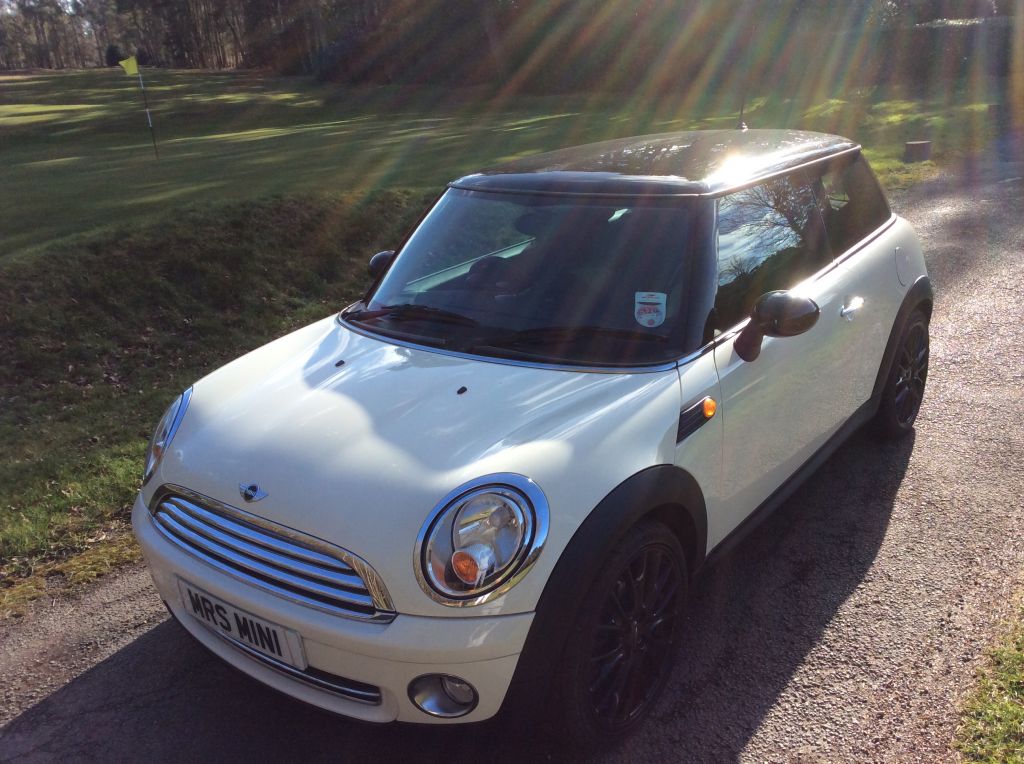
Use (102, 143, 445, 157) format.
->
(486, 325, 668, 348)
(343, 303, 479, 328)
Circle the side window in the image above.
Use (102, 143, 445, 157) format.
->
(814, 154, 891, 255)
(711, 173, 830, 333)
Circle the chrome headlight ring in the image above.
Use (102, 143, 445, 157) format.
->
(414, 474, 549, 607)
(143, 387, 193, 486)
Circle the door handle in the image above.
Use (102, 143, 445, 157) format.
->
(840, 296, 864, 321)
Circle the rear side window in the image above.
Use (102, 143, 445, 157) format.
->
(813, 154, 891, 255)
(710, 173, 830, 333)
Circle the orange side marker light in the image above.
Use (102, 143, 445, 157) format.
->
(703, 397, 717, 419)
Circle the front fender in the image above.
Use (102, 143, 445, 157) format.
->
(871, 275, 934, 404)
(499, 464, 707, 720)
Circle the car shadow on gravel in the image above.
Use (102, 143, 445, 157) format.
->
(0, 431, 914, 763)
(643, 429, 916, 761)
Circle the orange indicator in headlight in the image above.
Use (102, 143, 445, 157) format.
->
(451, 550, 480, 585)
(703, 397, 717, 418)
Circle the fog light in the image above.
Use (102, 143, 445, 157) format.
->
(441, 675, 475, 705)
(408, 674, 479, 718)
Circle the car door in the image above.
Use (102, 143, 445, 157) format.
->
(706, 171, 857, 548)
(809, 153, 906, 407)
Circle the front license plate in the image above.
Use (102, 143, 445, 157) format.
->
(177, 579, 307, 670)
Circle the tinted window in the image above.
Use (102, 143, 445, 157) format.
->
(813, 154, 891, 255)
(711, 173, 830, 333)
(355, 189, 703, 367)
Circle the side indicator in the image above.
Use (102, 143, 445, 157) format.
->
(677, 396, 716, 443)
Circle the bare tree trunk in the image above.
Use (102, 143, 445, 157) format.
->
(478, 0, 508, 79)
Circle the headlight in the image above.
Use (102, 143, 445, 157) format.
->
(143, 387, 192, 486)
(416, 474, 549, 606)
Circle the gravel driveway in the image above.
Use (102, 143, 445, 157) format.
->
(2, 153, 1022, 763)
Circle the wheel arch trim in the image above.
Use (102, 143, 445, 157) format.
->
(871, 275, 934, 405)
(499, 464, 707, 720)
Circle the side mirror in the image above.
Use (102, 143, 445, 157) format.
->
(368, 250, 395, 279)
(734, 290, 820, 362)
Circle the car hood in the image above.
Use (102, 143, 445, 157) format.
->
(154, 316, 681, 616)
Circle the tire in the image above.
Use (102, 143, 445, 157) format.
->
(873, 309, 929, 440)
(548, 521, 687, 748)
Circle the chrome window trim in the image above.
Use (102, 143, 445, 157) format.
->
(413, 473, 550, 608)
(151, 484, 396, 621)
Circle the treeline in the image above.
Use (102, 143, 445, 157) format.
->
(0, 0, 1013, 89)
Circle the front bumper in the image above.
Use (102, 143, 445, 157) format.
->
(132, 495, 533, 723)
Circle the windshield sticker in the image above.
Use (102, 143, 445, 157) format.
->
(634, 292, 667, 328)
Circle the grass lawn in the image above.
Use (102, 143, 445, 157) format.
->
(0, 189, 432, 613)
(958, 602, 1024, 762)
(0, 69, 1011, 614)
(0, 69, 1006, 258)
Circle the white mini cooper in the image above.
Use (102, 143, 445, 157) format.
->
(133, 129, 931, 743)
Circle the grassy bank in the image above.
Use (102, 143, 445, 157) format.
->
(1, 69, 1003, 258)
(0, 189, 431, 613)
(958, 603, 1024, 762)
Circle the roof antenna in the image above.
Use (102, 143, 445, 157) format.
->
(737, 82, 749, 131)
(736, 38, 752, 131)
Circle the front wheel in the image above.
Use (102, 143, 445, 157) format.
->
(550, 521, 687, 747)
(873, 309, 929, 439)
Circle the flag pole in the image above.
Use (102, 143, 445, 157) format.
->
(136, 70, 159, 160)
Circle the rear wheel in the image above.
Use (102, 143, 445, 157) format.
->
(550, 521, 686, 747)
(873, 309, 929, 439)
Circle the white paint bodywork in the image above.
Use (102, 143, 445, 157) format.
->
(133, 201, 927, 722)
(143, 319, 682, 618)
(692, 215, 926, 549)
(135, 316, 683, 722)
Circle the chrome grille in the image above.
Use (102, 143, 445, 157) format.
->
(152, 489, 394, 622)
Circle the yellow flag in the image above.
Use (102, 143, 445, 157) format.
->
(118, 56, 138, 76)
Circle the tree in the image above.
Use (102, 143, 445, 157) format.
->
(104, 41, 123, 65)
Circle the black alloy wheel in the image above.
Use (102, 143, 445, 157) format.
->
(874, 309, 930, 439)
(550, 521, 687, 747)
(589, 543, 683, 725)
(893, 320, 929, 427)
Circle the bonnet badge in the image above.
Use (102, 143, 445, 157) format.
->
(239, 483, 268, 502)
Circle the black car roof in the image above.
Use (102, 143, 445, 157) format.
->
(450, 129, 859, 198)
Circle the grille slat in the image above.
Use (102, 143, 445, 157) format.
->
(160, 502, 366, 591)
(153, 492, 393, 621)
(165, 497, 355, 574)
(154, 513, 376, 611)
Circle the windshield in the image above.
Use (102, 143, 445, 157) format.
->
(346, 188, 704, 367)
